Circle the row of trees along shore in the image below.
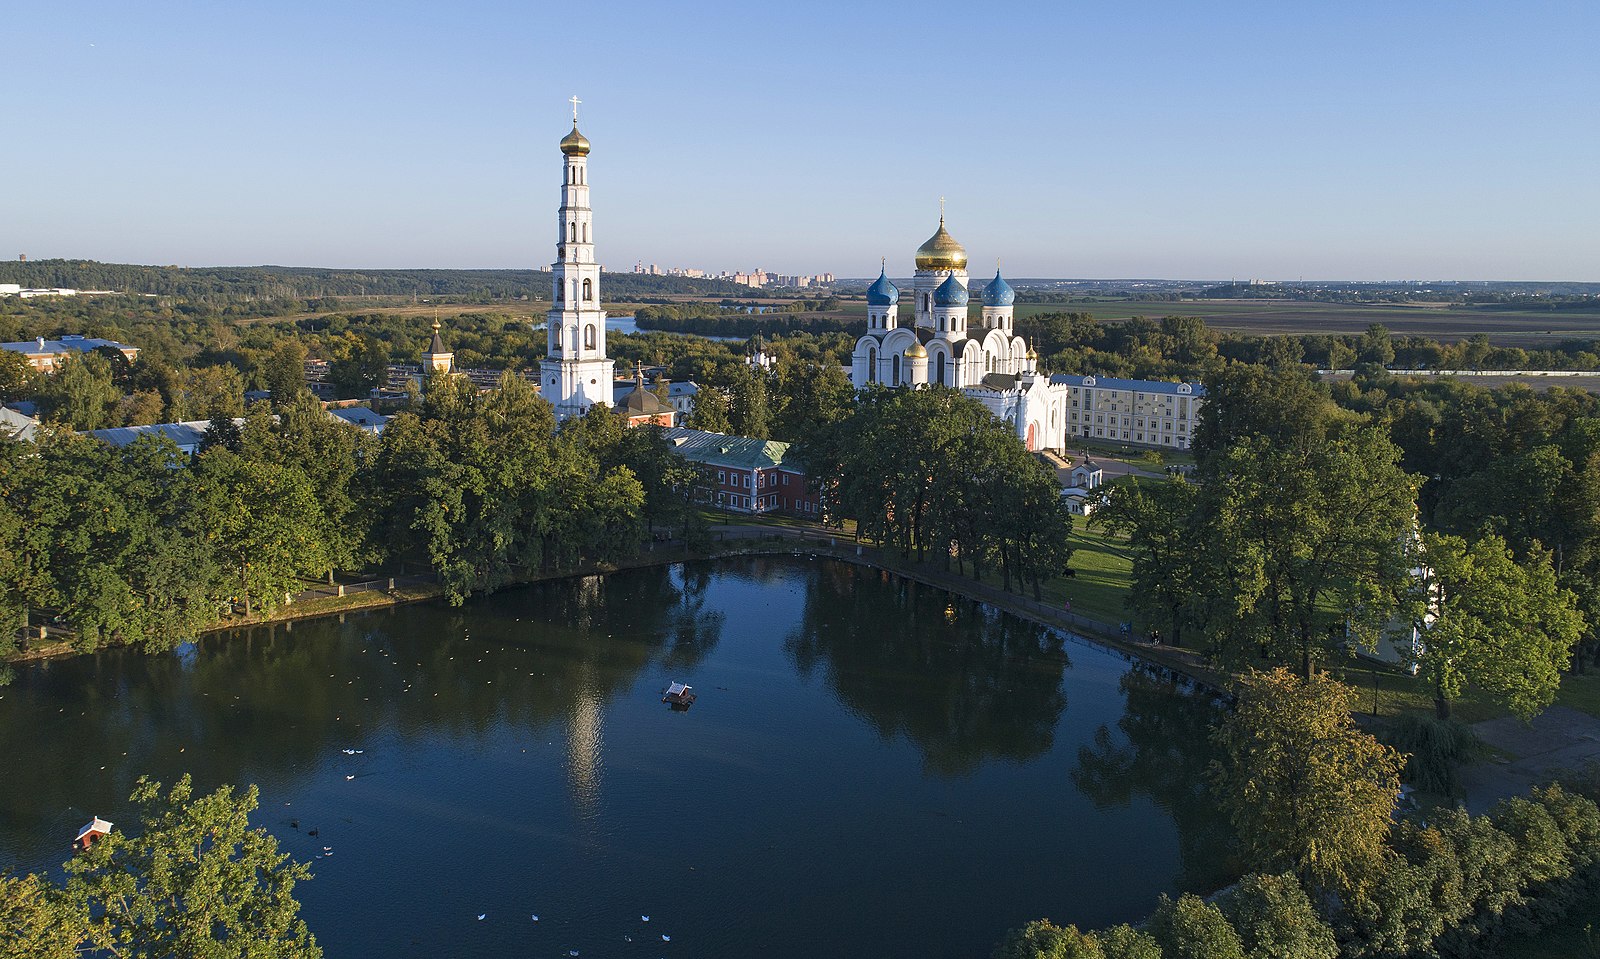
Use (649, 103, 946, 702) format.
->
(0, 375, 706, 655)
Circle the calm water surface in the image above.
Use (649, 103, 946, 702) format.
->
(0, 557, 1230, 958)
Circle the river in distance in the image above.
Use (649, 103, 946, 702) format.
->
(0, 557, 1232, 958)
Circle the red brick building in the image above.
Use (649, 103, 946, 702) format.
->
(662, 427, 823, 518)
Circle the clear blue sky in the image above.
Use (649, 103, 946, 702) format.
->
(5, 0, 1596, 280)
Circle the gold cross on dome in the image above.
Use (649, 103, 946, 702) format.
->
(939, 196, 945, 220)
(569, 95, 581, 121)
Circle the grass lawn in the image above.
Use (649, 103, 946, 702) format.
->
(1057, 517, 1137, 625)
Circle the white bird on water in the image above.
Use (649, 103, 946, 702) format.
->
(476, 913, 486, 921)
(641, 915, 650, 922)
(530, 914, 539, 922)
(662, 934, 672, 942)
(344, 775, 355, 781)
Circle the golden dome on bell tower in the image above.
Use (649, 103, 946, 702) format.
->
(560, 123, 590, 156)
(915, 215, 967, 271)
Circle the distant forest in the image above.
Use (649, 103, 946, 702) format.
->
(0, 260, 751, 301)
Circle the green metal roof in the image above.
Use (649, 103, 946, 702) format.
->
(662, 426, 796, 471)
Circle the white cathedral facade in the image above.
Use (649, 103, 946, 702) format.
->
(850, 218, 1070, 452)
(540, 111, 615, 419)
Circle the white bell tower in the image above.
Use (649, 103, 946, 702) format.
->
(540, 96, 614, 419)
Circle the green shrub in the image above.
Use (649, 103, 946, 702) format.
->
(1219, 872, 1338, 959)
(1093, 925, 1160, 959)
(1148, 893, 1244, 959)
(1380, 712, 1485, 796)
(992, 919, 1103, 959)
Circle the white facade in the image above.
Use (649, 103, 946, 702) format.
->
(1053, 375, 1204, 450)
(539, 113, 614, 420)
(848, 217, 1204, 454)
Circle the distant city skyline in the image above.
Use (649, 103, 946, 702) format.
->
(4, 1, 1597, 281)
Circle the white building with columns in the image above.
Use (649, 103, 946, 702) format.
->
(850, 215, 1204, 452)
(540, 103, 615, 420)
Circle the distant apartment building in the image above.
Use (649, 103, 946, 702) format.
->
(662, 426, 823, 518)
(1052, 374, 1205, 450)
(1, 334, 141, 373)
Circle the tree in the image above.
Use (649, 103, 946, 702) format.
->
(0, 873, 85, 959)
(1212, 668, 1404, 900)
(688, 384, 732, 433)
(263, 338, 309, 402)
(1093, 926, 1161, 959)
(1095, 477, 1201, 647)
(1405, 532, 1584, 719)
(992, 920, 1105, 959)
(1203, 421, 1418, 675)
(192, 448, 329, 616)
(40, 350, 122, 430)
(1147, 893, 1245, 959)
(1360, 323, 1396, 367)
(728, 365, 770, 438)
(0, 348, 34, 401)
(1218, 872, 1338, 959)
(62, 774, 321, 959)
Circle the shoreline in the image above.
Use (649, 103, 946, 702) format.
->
(6, 527, 1226, 696)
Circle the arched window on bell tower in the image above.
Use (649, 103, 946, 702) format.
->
(582, 278, 593, 301)
(584, 324, 596, 350)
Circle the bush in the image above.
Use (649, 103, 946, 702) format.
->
(992, 920, 1104, 959)
(1148, 893, 1244, 959)
(1380, 712, 1486, 796)
(1219, 872, 1338, 959)
(1094, 925, 1160, 959)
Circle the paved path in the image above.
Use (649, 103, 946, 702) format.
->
(1461, 705, 1600, 812)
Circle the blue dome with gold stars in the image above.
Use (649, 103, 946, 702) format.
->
(866, 268, 899, 306)
(933, 273, 968, 308)
(983, 269, 1015, 307)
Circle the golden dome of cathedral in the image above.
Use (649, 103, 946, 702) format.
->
(915, 217, 967, 271)
(560, 124, 591, 156)
(905, 341, 928, 358)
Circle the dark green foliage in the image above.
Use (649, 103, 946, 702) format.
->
(992, 920, 1104, 959)
(1148, 893, 1245, 959)
(812, 386, 1075, 597)
(1218, 872, 1338, 959)
(1379, 713, 1486, 795)
(1094, 925, 1161, 959)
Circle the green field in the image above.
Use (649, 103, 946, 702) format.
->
(758, 296, 1600, 348)
(1008, 298, 1600, 346)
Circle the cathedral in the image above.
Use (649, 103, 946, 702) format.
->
(850, 217, 1072, 452)
(529, 106, 1202, 451)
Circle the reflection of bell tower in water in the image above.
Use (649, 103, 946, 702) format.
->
(566, 675, 604, 818)
(565, 576, 607, 819)
(540, 96, 615, 420)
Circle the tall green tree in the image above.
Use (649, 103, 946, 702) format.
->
(1212, 668, 1404, 900)
(1095, 477, 1201, 646)
(63, 774, 321, 959)
(40, 350, 122, 430)
(192, 448, 329, 616)
(1218, 872, 1338, 959)
(1147, 893, 1245, 959)
(1405, 532, 1583, 719)
(1205, 422, 1418, 674)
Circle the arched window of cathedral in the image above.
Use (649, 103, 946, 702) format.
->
(584, 324, 596, 350)
(867, 347, 877, 383)
(893, 354, 902, 385)
(936, 353, 946, 385)
(582, 278, 593, 301)
(938, 317, 944, 331)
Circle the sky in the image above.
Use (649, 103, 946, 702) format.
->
(4, 0, 1597, 280)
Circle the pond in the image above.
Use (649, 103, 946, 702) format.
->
(0, 557, 1231, 958)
